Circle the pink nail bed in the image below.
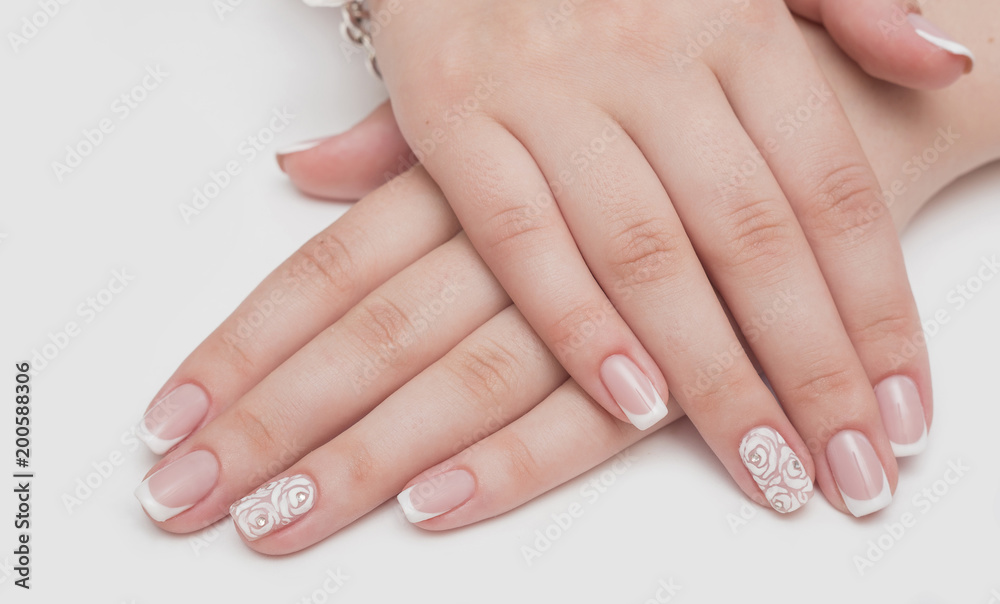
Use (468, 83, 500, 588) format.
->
(134, 450, 220, 522)
(827, 430, 891, 517)
(138, 384, 210, 455)
(600, 355, 668, 430)
(874, 375, 927, 457)
(397, 470, 476, 523)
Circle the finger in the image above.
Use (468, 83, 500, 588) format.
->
(277, 100, 415, 200)
(624, 64, 896, 516)
(509, 102, 816, 514)
(398, 380, 674, 530)
(408, 115, 670, 429)
(229, 306, 569, 554)
(718, 17, 933, 458)
(135, 233, 510, 530)
(786, 0, 974, 89)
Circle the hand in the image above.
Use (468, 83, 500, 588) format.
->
(132, 10, 1000, 551)
(324, 0, 942, 517)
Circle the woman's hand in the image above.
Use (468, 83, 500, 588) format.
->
(323, 0, 941, 517)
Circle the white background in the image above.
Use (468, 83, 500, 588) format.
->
(1, 0, 998, 602)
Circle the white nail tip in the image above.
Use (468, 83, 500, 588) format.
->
(134, 480, 193, 522)
(396, 485, 445, 524)
(136, 419, 188, 455)
(912, 29, 976, 65)
(302, 0, 342, 7)
(839, 469, 893, 517)
(622, 391, 669, 431)
(890, 422, 928, 458)
(276, 139, 325, 157)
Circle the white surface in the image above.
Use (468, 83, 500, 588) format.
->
(1, 1, 999, 602)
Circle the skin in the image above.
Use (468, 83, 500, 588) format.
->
(355, 0, 962, 515)
(140, 8, 1000, 555)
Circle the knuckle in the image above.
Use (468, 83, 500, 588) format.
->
(232, 406, 283, 458)
(481, 204, 555, 257)
(714, 196, 798, 274)
(804, 161, 884, 238)
(354, 294, 415, 352)
(446, 337, 522, 404)
(295, 231, 359, 299)
(547, 300, 610, 357)
(785, 364, 859, 406)
(342, 438, 380, 487)
(606, 216, 684, 287)
(849, 304, 917, 349)
(492, 429, 544, 489)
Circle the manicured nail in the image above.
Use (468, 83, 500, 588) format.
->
(827, 430, 892, 517)
(599, 355, 668, 430)
(397, 470, 476, 523)
(134, 450, 219, 522)
(230, 474, 317, 541)
(137, 384, 210, 455)
(907, 13, 975, 72)
(275, 138, 327, 172)
(739, 426, 813, 513)
(874, 375, 928, 457)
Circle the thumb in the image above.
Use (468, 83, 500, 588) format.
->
(786, 0, 975, 90)
(276, 100, 416, 201)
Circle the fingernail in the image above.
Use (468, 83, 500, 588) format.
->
(739, 426, 813, 513)
(827, 430, 892, 517)
(230, 474, 317, 541)
(134, 450, 219, 522)
(137, 384, 210, 455)
(275, 138, 327, 173)
(907, 13, 975, 72)
(599, 355, 668, 430)
(397, 470, 476, 523)
(874, 375, 928, 457)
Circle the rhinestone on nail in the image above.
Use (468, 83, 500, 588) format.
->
(774, 500, 785, 510)
(792, 460, 801, 470)
(750, 452, 761, 463)
(297, 492, 307, 503)
(255, 516, 267, 527)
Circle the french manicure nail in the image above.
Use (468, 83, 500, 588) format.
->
(134, 450, 219, 522)
(230, 474, 317, 541)
(874, 375, 928, 457)
(827, 430, 892, 517)
(907, 13, 975, 72)
(275, 138, 327, 172)
(739, 426, 813, 513)
(397, 470, 476, 523)
(137, 384, 210, 455)
(600, 355, 668, 430)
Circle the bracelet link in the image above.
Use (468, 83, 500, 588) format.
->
(336, 0, 381, 79)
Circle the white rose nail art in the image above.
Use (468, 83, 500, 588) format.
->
(230, 474, 317, 541)
(739, 427, 813, 513)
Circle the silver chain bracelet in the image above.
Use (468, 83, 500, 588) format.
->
(334, 0, 381, 79)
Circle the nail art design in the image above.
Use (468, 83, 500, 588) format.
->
(739, 427, 813, 513)
(230, 474, 316, 541)
(907, 13, 975, 70)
